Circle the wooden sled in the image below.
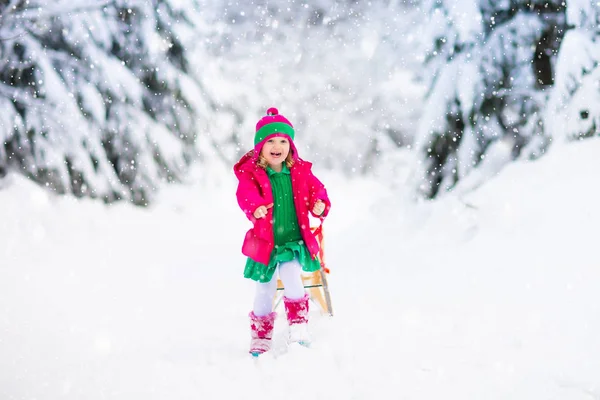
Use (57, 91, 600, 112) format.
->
(273, 226, 333, 316)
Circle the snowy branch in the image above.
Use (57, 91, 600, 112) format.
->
(1, 0, 122, 41)
(10, 0, 139, 21)
(0, 0, 23, 20)
(0, 82, 38, 107)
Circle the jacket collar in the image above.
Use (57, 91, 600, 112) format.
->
(266, 164, 290, 177)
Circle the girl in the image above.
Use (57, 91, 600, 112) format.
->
(234, 107, 331, 356)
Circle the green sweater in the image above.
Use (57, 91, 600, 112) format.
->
(244, 164, 321, 283)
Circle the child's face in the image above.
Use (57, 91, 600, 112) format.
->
(261, 137, 290, 168)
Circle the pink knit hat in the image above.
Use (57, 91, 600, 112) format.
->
(254, 107, 295, 145)
(253, 107, 298, 158)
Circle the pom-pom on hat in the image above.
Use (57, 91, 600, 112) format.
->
(254, 107, 295, 146)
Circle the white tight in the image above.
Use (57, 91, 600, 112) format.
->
(253, 258, 306, 317)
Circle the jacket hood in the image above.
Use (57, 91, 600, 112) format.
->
(234, 149, 310, 177)
(233, 150, 257, 176)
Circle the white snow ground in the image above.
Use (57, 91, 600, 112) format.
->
(1, 138, 600, 400)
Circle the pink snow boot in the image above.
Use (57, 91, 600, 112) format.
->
(249, 311, 277, 356)
(283, 293, 311, 345)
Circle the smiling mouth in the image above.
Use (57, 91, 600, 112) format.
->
(271, 152, 282, 157)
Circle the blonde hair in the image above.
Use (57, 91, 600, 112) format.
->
(257, 152, 295, 170)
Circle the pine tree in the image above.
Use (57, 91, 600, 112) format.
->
(0, 0, 209, 205)
(545, 1, 600, 141)
(413, 0, 568, 198)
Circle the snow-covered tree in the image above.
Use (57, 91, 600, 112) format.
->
(0, 0, 212, 205)
(413, 0, 569, 198)
(545, 0, 600, 141)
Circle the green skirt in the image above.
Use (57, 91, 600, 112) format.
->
(244, 240, 321, 283)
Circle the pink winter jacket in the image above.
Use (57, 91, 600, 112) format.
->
(234, 151, 331, 265)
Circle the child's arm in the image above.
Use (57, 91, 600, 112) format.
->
(307, 170, 331, 218)
(235, 171, 267, 222)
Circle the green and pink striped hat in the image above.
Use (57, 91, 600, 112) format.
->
(253, 107, 298, 157)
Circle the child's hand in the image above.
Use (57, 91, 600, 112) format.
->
(312, 200, 325, 216)
(253, 203, 273, 219)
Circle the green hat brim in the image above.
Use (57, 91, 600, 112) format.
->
(254, 122, 295, 145)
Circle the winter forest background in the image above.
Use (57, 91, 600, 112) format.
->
(2, 2, 600, 398)
(0, 0, 599, 204)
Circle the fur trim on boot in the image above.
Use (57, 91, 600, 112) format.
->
(249, 311, 277, 355)
(283, 293, 309, 324)
(283, 293, 310, 345)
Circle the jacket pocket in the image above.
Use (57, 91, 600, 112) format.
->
(242, 228, 270, 264)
